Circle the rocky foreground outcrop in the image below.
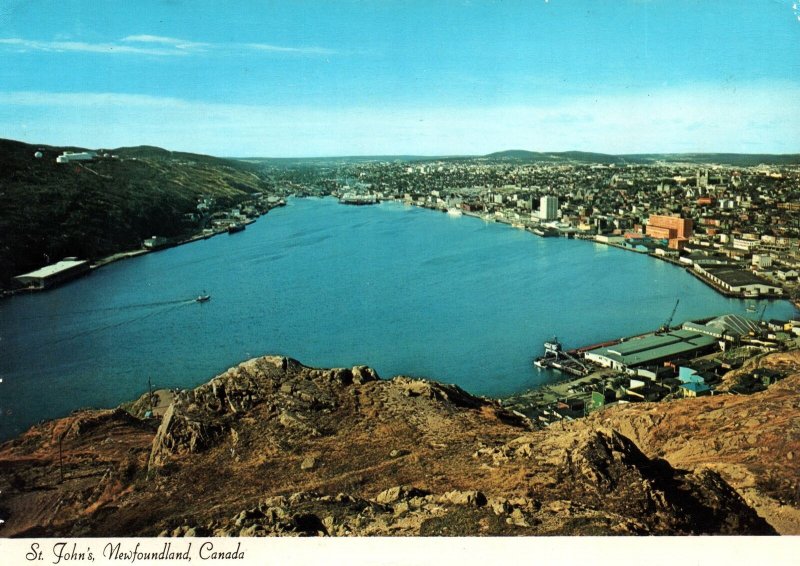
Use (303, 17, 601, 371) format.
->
(1, 353, 796, 536)
(576, 350, 800, 534)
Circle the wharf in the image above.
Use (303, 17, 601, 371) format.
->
(339, 194, 378, 205)
(534, 356, 589, 376)
(533, 338, 592, 377)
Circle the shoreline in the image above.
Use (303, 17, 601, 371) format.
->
(6, 195, 794, 306)
(2, 202, 285, 299)
(408, 199, 792, 303)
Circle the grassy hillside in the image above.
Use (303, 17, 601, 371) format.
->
(0, 139, 273, 287)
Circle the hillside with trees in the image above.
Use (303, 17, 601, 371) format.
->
(0, 139, 274, 287)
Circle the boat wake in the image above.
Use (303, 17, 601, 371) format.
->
(45, 297, 204, 347)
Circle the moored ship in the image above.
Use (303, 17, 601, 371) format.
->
(533, 337, 590, 376)
(339, 193, 378, 205)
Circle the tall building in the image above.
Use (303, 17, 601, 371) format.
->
(696, 169, 709, 189)
(539, 195, 558, 221)
(645, 214, 693, 249)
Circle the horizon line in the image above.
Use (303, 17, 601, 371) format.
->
(4, 138, 800, 161)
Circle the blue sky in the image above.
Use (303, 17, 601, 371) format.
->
(1, 0, 799, 156)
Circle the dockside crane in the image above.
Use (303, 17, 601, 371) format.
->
(657, 299, 680, 334)
(747, 303, 769, 339)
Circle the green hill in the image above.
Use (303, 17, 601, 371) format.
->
(0, 139, 274, 287)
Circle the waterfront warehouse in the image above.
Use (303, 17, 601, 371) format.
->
(13, 259, 90, 290)
(584, 329, 718, 371)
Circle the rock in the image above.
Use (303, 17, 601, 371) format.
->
(376, 486, 403, 504)
(239, 525, 258, 537)
(389, 449, 410, 458)
(322, 516, 336, 533)
(264, 507, 287, 523)
(291, 513, 328, 536)
(489, 497, 510, 515)
(301, 456, 317, 471)
(394, 501, 410, 516)
(279, 411, 321, 437)
(148, 403, 224, 470)
(441, 490, 487, 507)
(375, 486, 429, 504)
(352, 366, 379, 385)
(509, 508, 529, 527)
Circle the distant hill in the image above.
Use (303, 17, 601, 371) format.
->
(624, 153, 800, 167)
(115, 145, 267, 171)
(239, 155, 439, 166)
(482, 150, 800, 166)
(241, 150, 800, 166)
(0, 139, 273, 286)
(483, 149, 630, 164)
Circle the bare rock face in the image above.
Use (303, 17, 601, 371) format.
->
(578, 350, 800, 534)
(0, 353, 792, 536)
(556, 428, 774, 534)
(392, 377, 485, 409)
(147, 356, 379, 471)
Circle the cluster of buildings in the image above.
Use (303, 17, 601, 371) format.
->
(517, 312, 799, 424)
(288, 157, 800, 301)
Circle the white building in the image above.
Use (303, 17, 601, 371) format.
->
(752, 254, 773, 268)
(539, 195, 558, 220)
(732, 238, 759, 252)
(14, 259, 90, 289)
(56, 151, 95, 164)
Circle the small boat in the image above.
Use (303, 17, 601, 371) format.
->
(227, 223, 245, 234)
(196, 294, 211, 303)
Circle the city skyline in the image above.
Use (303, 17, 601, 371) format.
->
(1, 0, 799, 157)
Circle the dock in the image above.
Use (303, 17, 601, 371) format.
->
(533, 338, 591, 377)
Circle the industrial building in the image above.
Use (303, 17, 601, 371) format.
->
(584, 329, 718, 371)
(693, 265, 783, 297)
(682, 314, 761, 340)
(13, 259, 90, 289)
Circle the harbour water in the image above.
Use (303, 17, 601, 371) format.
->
(0, 197, 796, 439)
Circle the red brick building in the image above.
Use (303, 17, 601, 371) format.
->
(645, 214, 693, 250)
